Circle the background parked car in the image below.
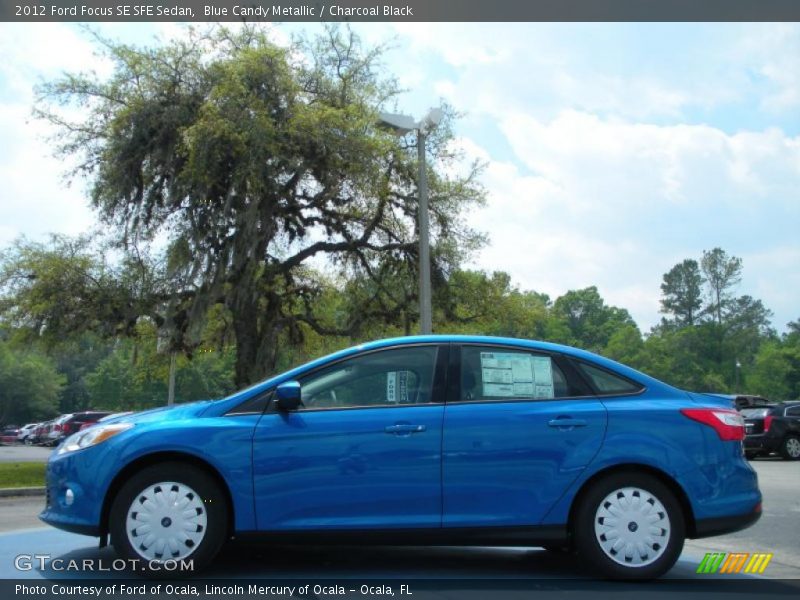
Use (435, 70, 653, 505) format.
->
(742, 401, 800, 460)
(706, 393, 769, 410)
(16, 423, 40, 444)
(47, 412, 112, 445)
(45, 414, 73, 446)
(79, 412, 133, 430)
(0, 426, 20, 445)
(29, 421, 49, 445)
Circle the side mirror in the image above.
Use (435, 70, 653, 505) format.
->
(275, 381, 302, 411)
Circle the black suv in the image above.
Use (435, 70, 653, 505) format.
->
(742, 402, 800, 460)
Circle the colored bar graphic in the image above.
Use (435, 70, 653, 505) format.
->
(744, 553, 773, 574)
(697, 552, 773, 574)
(720, 553, 749, 573)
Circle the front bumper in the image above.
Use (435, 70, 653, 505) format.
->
(39, 449, 109, 537)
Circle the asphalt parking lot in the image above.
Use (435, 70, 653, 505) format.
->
(0, 445, 52, 463)
(0, 455, 796, 581)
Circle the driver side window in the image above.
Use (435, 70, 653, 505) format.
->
(298, 346, 438, 410)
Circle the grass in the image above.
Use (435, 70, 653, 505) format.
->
(0, 462, 46, 488)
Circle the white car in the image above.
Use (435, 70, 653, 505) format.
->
(46, 414, 73, 445)
(16, 423, 40, 444)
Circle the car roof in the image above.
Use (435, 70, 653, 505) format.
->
(206, 334, 680, 416)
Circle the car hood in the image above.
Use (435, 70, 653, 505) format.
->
(104, 400, 213, 426)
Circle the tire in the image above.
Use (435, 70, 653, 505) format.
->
(109, 462, 228, 576)
(780, 435, 800, 460)
(572, 472, 685, 580)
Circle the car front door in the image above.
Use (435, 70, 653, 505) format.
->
(442, 344, 608, 527)
(252, 344, 447, 531)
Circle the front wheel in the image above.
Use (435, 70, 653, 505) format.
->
(573, 472, 685, 580)
(781, 435, 800, 460)
(109, 462, 228, 575)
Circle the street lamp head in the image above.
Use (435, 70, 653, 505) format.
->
(420, 107, 443, 132)
(377, 112, 416, 135)
(378, 108, 443, 136)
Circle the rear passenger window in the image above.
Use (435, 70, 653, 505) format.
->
(576, 362, 643, 395)
(785, 406, 800, 417)
(460, 346, 574, 401)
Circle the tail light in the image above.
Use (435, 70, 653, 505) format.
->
(764, 415, 773, 432)
(53, 424, 62, 432)
(680, 408, 745, 441)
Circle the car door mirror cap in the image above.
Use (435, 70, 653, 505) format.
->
(275, 381, 303, 411)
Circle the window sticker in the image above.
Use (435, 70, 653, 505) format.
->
(387, 371, 397, 403)
(479, 352, 554, 399)
(386, 371, 410, 403)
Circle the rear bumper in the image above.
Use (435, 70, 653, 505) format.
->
(692, 503, 762, 538)
(744, 434, 779, 453)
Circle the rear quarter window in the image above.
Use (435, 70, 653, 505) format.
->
(575, 362, 644, 395)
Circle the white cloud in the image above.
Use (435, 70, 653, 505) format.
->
(458, 112, 800, 330)
(0, 24, 103, 247)
(735, 23, 800, 114)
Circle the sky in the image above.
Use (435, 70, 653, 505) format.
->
(0, 22, 798, 333)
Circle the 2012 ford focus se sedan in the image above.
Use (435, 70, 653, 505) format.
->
(41, 336, 761, 579)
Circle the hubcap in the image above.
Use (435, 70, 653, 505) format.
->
(125, 481, 207, 562)
(787, 438, 800, 458)
(594, 486, 670, 567)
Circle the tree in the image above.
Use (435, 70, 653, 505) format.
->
(749, 342, 800, 400)
(36, 26, 484, 387)
(0, 341, 63, 425)
(660, 259, 704, 327)
(700, 248, 742, 327)
(0, 235, 167, 347)
(551, 286, 637, 352)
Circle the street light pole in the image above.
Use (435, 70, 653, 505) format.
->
(377, 109, 442, 335)
(416, 128, 432, 335)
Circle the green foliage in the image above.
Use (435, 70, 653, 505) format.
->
(35, 25, 485, 387)
(701, 247, 743, 327)
(551, 286, 637, 352)
(0, 340, 63, 425)
(85, 323, 236, 411)
(660, 259, 704, 327)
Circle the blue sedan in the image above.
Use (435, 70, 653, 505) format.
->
(41, 335, 761, 579)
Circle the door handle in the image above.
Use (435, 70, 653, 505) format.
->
(547, 417, 588, 429)
(384, 424, 426, 435)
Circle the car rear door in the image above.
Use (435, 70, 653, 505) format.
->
(252, 344, 448, 531)
(442, 343, 608, 527)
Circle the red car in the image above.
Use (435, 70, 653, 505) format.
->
(49, 412, 112, 444)
(0, 427, 20, 445)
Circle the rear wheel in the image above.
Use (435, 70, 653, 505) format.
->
(781, 435, 800, 460)
(109, 462, 228, 575)
(573, 472, 685, 580)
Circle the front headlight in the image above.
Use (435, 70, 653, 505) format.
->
(57, 423, 134, 455)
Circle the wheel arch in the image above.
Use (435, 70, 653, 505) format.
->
(100, 451, 235, 538)
(567, 463, 697, 540)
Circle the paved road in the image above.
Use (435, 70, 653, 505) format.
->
(685, 456, 800, 578)
(0, 459, 796, 580)
(0, 445, 52, 463)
